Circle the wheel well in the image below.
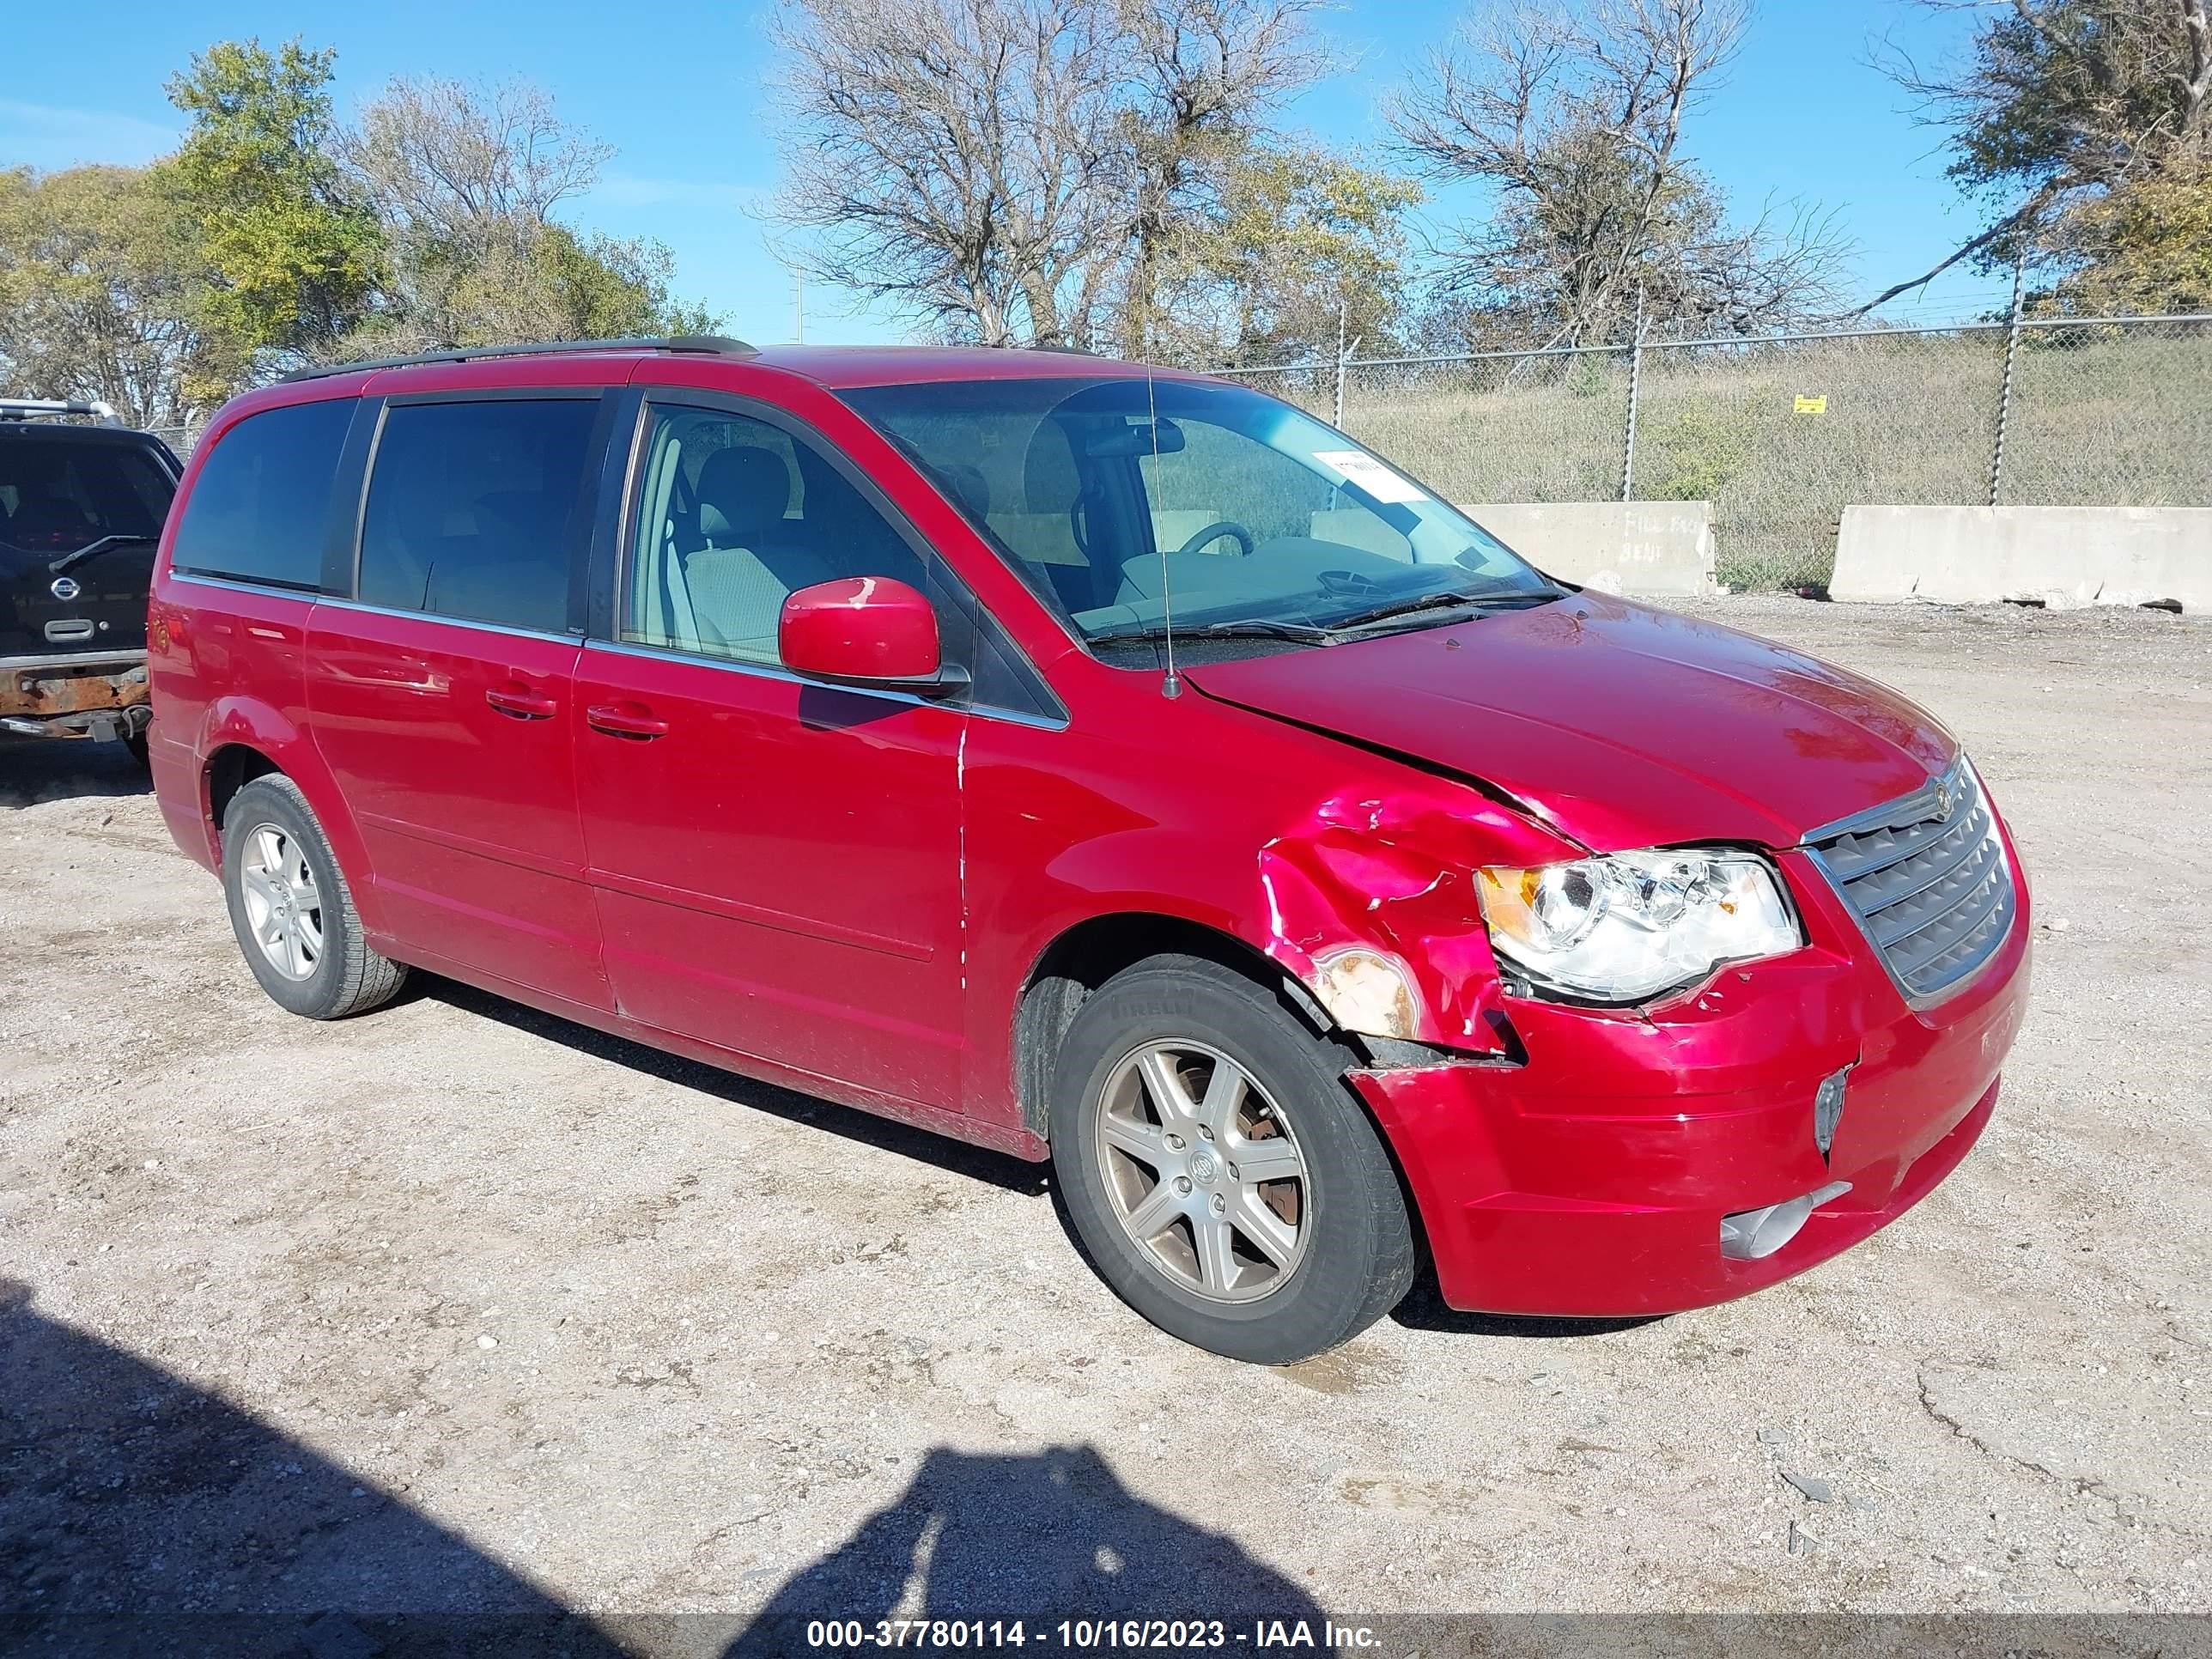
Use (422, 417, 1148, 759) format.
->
(1012, 914, 1330, 1139)
(205, 744, 283, 837)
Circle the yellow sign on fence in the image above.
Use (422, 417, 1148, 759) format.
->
(1794, 394, 1829, 416)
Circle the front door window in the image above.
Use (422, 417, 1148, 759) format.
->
(625, 405, 929, 665)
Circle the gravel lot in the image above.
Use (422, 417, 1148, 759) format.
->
(3, 597, 2209, 1648)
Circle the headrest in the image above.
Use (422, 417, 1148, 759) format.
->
(1021, 420, 1081, 514)
(696, 444, 793, 545)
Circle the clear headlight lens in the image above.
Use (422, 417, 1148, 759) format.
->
(1476, 848, 1801, 1003)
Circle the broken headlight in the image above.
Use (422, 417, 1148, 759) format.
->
(1475, 848, 1801, 1004)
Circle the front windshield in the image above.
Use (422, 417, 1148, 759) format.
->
(842, 376, 1559, 644)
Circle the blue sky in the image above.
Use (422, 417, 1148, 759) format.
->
(1, 0, 2012, 346)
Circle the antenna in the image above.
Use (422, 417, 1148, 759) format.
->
(1142, 340, 1179, 700)
(1133, 182, 1179, 699)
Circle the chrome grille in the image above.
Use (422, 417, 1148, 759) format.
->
(1808, 760, 2016, 1005)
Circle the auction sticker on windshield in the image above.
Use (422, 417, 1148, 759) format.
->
(1312, 449, 1427, 503)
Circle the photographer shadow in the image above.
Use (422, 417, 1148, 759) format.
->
(0, 738, 150, 808)
(726, 1444, 1324, 1655)
(0, 1279, 625, 1657)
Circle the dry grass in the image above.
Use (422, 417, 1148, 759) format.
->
(1238, 320, 2212, 590)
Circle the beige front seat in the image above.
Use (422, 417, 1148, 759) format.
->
(685, 445, 837, 656)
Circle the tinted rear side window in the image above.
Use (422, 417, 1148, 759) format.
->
(169, 399, 353, 588)
(358, 399, 599, 634)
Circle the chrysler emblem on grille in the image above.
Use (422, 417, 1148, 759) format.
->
(1932, 780, 1954, 821)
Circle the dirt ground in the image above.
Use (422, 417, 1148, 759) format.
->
(3, 596, 2209, 1648)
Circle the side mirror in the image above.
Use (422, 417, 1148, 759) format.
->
(778, 576, 954, 690)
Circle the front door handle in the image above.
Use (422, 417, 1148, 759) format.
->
(486, 684, 559, 720)
(586, 700, 669, 739)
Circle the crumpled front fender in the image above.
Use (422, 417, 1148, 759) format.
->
(1256, 781, 1581, 1055)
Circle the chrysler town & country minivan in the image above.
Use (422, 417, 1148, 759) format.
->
(149, 337, 2030, 1363)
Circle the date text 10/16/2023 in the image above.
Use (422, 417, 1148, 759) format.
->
(803, 1619, 1382, 1650)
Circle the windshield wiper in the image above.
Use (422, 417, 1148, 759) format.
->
(48, 533, 160, 574)
(1324, 587, 1559, 634)
(1089, 617, 1334, 645)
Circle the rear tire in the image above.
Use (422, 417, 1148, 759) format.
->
(221, 775, 405, 1019)
(1049, 955, 1414, 1364)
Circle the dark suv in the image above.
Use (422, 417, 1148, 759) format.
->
(1, 399, 181, 759)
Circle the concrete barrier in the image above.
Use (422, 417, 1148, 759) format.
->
(1457, 501, 1719, 599)
(1832, 505, 2209, 611)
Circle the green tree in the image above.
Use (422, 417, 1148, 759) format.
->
(2049, 164, 2212, 312)
(1160, 144, 1418, 363)
(164, 39, 380, 362)
(1870, 0, 2212, 309)
(0, 164, 234, 426)
(5, 45, 714, 420)
(354, 224, 707, 352)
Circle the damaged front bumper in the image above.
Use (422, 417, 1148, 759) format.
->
(0, 653, 151, 742)
(1346, 854, 2033, 1318)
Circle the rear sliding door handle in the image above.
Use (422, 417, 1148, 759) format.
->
(485, 684, 559, 720)
(586, 701, 669, 739)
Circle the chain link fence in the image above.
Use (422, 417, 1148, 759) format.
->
(101, 316, 2212, 591)
(1214, 312, 2212, 590)
(143, 425, 202, 457)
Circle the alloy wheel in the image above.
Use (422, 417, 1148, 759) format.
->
(1092, 1039, 1310, 1304)
(238, 823, 324, 981)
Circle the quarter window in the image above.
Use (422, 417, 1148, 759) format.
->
(623, 404, 927, 665)
(168, 399, 353, 588)
(358, 399, 599, 633)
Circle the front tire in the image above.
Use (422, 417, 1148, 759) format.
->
(1049, 956, 1415, 1364)
(221, 775, 406, 1019)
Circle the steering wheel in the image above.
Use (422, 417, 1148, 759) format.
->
(1176, 520, 1255, 557)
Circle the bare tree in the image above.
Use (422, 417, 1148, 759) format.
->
(329, 76, 691, 352)
(766, 0, 1338, 349)
(1865, 0, 2212, 312)
(1390, 0, 1847, 345)
(342, 76, 614, 256)
(769, 0, 1129, 346)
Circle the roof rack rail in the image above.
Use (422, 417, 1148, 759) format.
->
(0, 397, 121, 426)
(280, 335, 757, 384)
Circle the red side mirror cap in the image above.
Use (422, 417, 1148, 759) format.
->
(777, 577, 944, 686)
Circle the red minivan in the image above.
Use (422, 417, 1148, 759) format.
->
(149, 337, 2031, 1362)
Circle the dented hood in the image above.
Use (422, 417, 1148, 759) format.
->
(1185, 593, 1955, 852)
